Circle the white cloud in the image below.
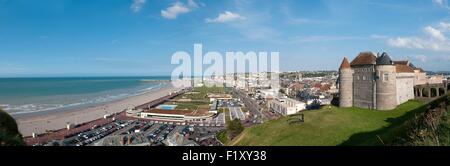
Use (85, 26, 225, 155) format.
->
(130, 0, 146, 13)
(439, 22, 450, 30)
(387, 23, 450, 51)
(187, 0, 200, 8)
(434, 0, 446, 6)
(206, 11, 246, 23)
(424, 26, 446, 41)
(433, 0, 450, 10)
(161, 0, 200, 19)
(388, 37, 445, 51)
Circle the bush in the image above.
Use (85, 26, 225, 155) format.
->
(393, 95, 450, 146)
(0, 109, 25, 146)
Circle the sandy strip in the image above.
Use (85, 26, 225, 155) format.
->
(16, 84, 180, 137)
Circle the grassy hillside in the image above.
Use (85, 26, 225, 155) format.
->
(391, 95, 450, 146)
(229, 100, 426, 146)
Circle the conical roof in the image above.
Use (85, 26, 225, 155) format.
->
(339, 57, 351, 69)
(376, 52, 393, 65)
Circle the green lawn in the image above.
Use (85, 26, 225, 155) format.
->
(181, 86, 226, 101)
(217, 131, 229, 144)
(229, 100, 426, 146)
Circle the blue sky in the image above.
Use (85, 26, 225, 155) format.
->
(1, 0, 450, 77)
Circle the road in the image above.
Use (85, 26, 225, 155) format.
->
(231, 88, 265, 122)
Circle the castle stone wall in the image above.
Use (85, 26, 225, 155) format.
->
(352, 65, 375, 109)
(396, 73, 415, 105)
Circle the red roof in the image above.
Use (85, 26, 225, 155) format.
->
(395, 64, 414, 73)
(339, 57, 351, 69)
(350, 52, 377, 66)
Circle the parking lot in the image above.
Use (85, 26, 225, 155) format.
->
(229, 107, 246, 120)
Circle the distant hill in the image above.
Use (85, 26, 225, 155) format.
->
(0, 109, 25, 146)
(426, 71, 450, 75)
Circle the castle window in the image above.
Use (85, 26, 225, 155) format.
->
(356, 76, 360, 80)
(363, 76, 366, 80)
(383, 73, 389, 81)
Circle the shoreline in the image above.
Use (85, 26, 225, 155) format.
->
(15, 83, 180, 137)
(11, 82, 168, 119)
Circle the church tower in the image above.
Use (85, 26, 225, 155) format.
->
(339, 57, 353, 107)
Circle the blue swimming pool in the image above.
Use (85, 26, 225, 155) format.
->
(156, 104, 177, 110)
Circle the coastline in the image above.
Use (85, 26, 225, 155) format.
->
(15, 83, 180, 137)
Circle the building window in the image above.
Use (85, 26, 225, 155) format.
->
(357, 76, 360, 80)
(362, 76, 366, 80)
(383, 73, 389, 81)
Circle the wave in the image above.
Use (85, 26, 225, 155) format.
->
(4, 82, 169, 115)
(5, 104, 66, 115)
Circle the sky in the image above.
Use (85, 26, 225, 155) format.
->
(1, 0, 450, 77)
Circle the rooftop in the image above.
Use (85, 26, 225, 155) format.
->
(395, 64, 415, 73)
(376, 52, 393, 65)
(339, 57, 351, 69)
(142, 108, 211, 117)
(350, 52, 377, 66)
(393, 60, 409, 65)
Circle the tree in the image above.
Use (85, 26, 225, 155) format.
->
(0, 109, 25, 146)
(227, 119, 244, 138)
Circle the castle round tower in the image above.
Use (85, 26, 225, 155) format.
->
(375, 52, 397, 110)
(339, 57, 353, 107)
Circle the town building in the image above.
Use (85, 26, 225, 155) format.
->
(268, 98, 306, 115)
(139, 109, 215, 124)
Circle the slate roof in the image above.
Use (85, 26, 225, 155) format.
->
(376, 52, 393, 65)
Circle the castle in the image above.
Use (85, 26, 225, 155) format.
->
(338, 52, 428, 110)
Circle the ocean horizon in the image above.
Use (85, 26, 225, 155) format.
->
(0, 76, 171, 116)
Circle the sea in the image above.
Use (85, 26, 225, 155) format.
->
(0, 76, 171, 116)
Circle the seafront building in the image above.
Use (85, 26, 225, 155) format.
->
(139, 108, 215, 124)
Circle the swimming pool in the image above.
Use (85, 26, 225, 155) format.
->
(156, 104, 178, 110)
